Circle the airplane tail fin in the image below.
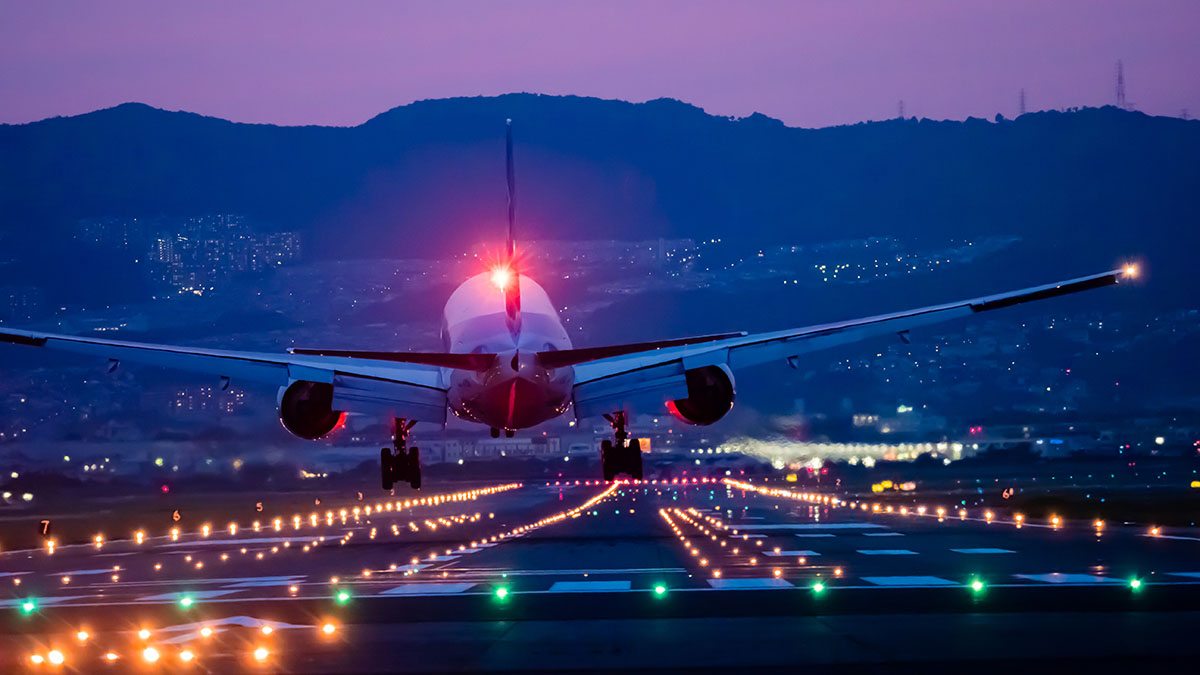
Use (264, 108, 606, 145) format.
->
(504, 119, 521, 336)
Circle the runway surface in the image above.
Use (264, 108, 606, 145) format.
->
(3, 477, 1199, 672)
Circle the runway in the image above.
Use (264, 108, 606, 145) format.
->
(3, 477, 1199, 672)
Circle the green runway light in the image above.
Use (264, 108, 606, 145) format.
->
(494, 586, 510, 601)
(178, 595, 195, 609)
(335, 589, 351, 605)
(19, 598, 38, 615)
(1129, 578, 1143, 591)
(653, 584, 668, 597)
(811, 582, 826, 594)
(969, 578, 986, 593)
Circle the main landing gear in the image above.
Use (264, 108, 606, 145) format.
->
(381, 419, 421, 491)
(601, 411, 643, 482)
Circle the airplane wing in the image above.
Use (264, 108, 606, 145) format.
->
(568, 267, 1134, 419)
(0, 328, 448, 423)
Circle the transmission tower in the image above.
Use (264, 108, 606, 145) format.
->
(1116, 60, 1127, 108)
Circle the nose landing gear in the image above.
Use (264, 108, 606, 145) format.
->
(381, 419, 421, 491)
(600, 411, 643, 481)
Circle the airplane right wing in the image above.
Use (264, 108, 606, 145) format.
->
(566, 267, 1135, 419)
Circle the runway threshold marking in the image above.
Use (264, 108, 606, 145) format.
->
(856, 549, 917, 555)
(862, 576, 958, 587)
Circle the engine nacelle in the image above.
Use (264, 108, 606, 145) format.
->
(666, 365, 735, 426)
(277, 380, 345, 440)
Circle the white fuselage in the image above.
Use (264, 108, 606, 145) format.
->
(441, 273, 574, 430)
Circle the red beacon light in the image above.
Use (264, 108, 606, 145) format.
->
(490, 265, 513, 290)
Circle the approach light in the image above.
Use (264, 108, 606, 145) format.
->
(180, 649, 195, 663)
(142, 647, 160, 664)
(1123, 263, 1139, 279)
(48, 650, 65, 666)
(490, 265, 513, 290)
(253, 647, 269, 663)
(321, 622, 337, 636)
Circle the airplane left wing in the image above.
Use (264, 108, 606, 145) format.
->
(0, 328, 448, 423)
(569, 267, 1134, 418)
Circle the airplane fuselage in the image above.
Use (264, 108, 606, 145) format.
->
(441, 272, 574, 430)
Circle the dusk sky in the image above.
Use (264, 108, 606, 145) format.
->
(2, 0, 1198, 128)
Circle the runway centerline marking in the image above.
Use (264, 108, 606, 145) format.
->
(138, 589, 243, 601)
(1015, 573, 1122, 584)
(952, 548, 1015, 554)
(740, 523, 886, 531)
(863, 532, 905, 537)
(548, 580, 632, 592)
(857, 549, 917, 555)
(707, 578, 795, 590)
(763, 550, 821, 557)
(378, 582, 476, 596)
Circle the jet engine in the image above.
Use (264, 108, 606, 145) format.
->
(665, 365, 735, 426)
(277, 380, 345, 440)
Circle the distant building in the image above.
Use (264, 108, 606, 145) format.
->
(0, 285, 46, 321)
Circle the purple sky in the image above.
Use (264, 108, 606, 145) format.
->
(2, 1, 1198, 127)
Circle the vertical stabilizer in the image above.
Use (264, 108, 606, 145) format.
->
(504, 119, 522, 337)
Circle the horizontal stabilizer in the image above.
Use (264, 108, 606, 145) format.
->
(287, 348, 496, 371)
(535, 331, 747, 370)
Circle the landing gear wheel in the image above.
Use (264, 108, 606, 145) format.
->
(626, 439, 644, 481)
(601, 439, 616, 482)
(380, 448, 394, 491)
(408, 447, 422, 489)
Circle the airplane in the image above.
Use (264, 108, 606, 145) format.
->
(0, 121, 1138, 490)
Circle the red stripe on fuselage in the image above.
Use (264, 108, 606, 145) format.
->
(505, 379, 518, 430)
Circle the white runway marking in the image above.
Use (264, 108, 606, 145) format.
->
(0, 595, 88, 608)
(378, 582, 476, 596)
(548, 580, 632, 592)
(0, 571, 30, 577)
(857, 549, 917, 555)
(763, 550, 821, 557)
(61, 568, 121, 576)
(707, 578, 795, 590)
(223, 575, 307, 588)
(952, 548, 1015, 554)
(863, 576, 958, 587)
(1141, 533, 1200, 542)
(794, 533, 836, 538)
(742, 523, 886, 531)
(160, 536, 323, 548)
(138, 589, 243, 602)
(1169, 572, 1200, 579)
(1015, 573, 1122, 584)
(863, 532, 905, 537)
